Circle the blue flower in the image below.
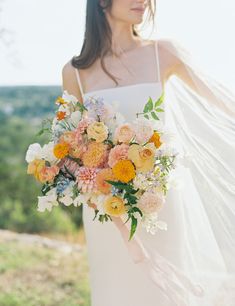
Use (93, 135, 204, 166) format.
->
(111, 186, 120, 196)
(84, 96, 106, 118)
(56, 177, 71, 194)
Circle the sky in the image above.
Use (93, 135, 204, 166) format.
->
(0, 0, 235, 90)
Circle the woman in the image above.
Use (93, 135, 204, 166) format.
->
(62, 1, 235, 305)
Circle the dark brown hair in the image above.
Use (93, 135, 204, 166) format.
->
(71, 0, 156, 86)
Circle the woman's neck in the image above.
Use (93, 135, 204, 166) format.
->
(107, 20, 142, 55)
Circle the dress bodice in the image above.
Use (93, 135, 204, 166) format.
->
(74, 39, 164, 123)
(82, 81, 164, 122)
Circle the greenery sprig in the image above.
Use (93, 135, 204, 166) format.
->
(105, 180, 142, 240)
(136, 90, 165, 120)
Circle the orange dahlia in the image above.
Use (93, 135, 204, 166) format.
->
(112, 159, 136, 183)
(56, 111, 66, 120)
(53, 142, 70, 159)
(148, 131, 162, 148)
(96, 168, 115, 194)
(81, 142, 108, 168)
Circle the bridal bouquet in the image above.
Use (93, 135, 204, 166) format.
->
(26, 90, 178, 240)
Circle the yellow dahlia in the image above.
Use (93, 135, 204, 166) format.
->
(103, 196, 127, 216)
(112, 159, 135, 183)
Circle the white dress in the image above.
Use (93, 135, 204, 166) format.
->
(74, 40, 235, 306)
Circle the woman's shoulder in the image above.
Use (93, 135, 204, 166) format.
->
(155, 37, 187, 82)
(62, 58, 76, 80)
(157, 37, 181, 53)
(61, 58, 83, 102)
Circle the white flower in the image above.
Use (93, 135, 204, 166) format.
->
(37, 188, 59, 212)
(167, 170, 184, 190)
(62, 90, 78, 104)
(73, 193, 91, 207)
(106, 112, 125, 135)
(70, 110, 82, 127)
(100, 100, 125, 131)
(25, 142, 58, 164)
(41, 142, 58, 164)
(51, 117, 58, 132)
(160, 130, 176, 145)
(132, 117, 154, 143)
(59, 181, 76, 206)
(133, 173, 150, 190)
(91, 193, 109, 215)
(58, 103, 71, 116)
(156, 144, 178, 157)
(141, 212, 167, 234)
(60, 194, 74, 206)
(25, 143, 43, 163)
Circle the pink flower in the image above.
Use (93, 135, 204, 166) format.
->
(58, 158, 80, 177)
(59, 131, 76, 145)
(69, 140, 87, 159)
(108, 144, 129, 167)
(138, 191, 165, 214)
(132, 118, 154, 144)
(114, 123, 135, 144)
(59, 130, 87, 158)
(76, 166, 99, 193)
(75, 117, 95, 141)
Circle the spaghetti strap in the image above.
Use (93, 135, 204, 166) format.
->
(154, 40, 161, 82)
(74, 68, 84, 97)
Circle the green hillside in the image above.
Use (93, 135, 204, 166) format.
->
(0, 86, 83, 235)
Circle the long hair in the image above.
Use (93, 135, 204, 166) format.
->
(71, 0, 156, 86)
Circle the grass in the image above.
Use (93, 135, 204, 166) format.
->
(0, 233, 91, 306)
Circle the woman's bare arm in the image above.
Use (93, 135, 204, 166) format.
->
(62, 60, 83, 103)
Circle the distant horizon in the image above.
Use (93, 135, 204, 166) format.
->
(1, 0, 235, 91)
(0, 84, 61, 87)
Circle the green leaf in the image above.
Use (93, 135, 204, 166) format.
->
(77, 102, 87, 112)
(36, 128, 51, 136)
(105, 180, 131, 192)
(154, 90, 165, 108)
(132, 206, 143, 217)
(124, 214, 131, 224)
(155, 108, 164, 112)
(144, 114, 149, 120)
(143, 97, 153, 113)
(98, 214, 105, 223)
(41, 184, 49, 195)
(104, 139, 114, 146)
(92, 209, 99, 221)
(124, 194, 137, 204)
(129, 216, 138, 241)
(150, 111, 159, 120)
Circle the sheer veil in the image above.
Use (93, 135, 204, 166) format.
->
(112, 38, 235, 306)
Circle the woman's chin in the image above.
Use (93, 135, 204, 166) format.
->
(131, 17, 144, 25)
